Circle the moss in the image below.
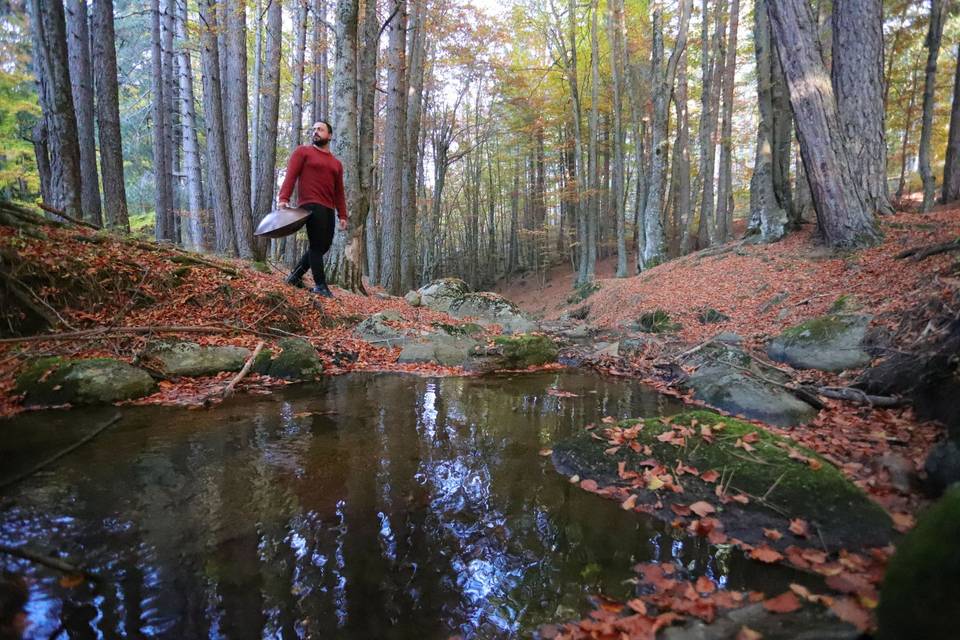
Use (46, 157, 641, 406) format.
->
(698, 308, 730, 324)
(267, 338, 323, 380)
(779, 315, 850, 342)
(566, 281, 600, 305)
(251, 261, 271, 274)
(877, 486, 960, 640)
(492, 334, 558, 368)
(16, 357, 156, 405)
(637, 309, 681, 333)
(553, 410, 891, 546)
(432, 321, 485, 337)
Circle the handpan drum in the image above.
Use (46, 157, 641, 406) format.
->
(254, 206, 311, 238)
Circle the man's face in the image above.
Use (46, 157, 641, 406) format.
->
(312, 122, 331, 146)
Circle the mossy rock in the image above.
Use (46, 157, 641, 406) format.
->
(431, 321, 485, 337)
(252, 348, 274, 375)
(397, 334, 480, 367)
(491, 334, 559, 369)
(877, 486, 960, 640)
(16, 357, 156, 405)
(566, 281, 600, 304)
(767, 314, 872, 372)
(636, 309, 681, 333)
(414, 278, 472, 312)
(143, 341, 251, 378)
(266, 338, 323, 380)
(551, 410, 893, 550)
(251, 261, 271, 274)
(448, 292, 535, 334)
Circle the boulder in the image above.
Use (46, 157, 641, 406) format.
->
(683, 343, 818, 427)
(487, 334, 559, 369)
(923, 440, 960, 497)
(414, 278, 471, 312)
(552, 410, 894, 550)
(877, 486, 960, 640)
(353, 310, 411, 346)
(16, 357, 156, 405)
(262, 338, 324, 380)
(767, 314, 872, 372)
(397, 333, 480, 367)
(448, 292, 536, 334)
(143, 341, 251, 378)
(404, 290, 422, 306)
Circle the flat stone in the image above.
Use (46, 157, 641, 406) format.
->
(16, 357, 156, 405)
(397, 333, 479, 367)
(767, 314, 872, 372)
(414, 278, 472, 312)
(143, 341, 251, 378)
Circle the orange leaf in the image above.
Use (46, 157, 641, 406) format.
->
(829, 597, 873, 632)
(763, 528, 783, 541)
(750, 545, 784, 563)
(700, 469, 720, 483)
(695, 575, 717, 594)
(736, 626, 763, 640)
(689, 500, 716, 517)
(763, 591, 801, 614)
(789, 518, 809, 537)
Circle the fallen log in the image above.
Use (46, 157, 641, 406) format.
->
(38, 202, 101, 231)
(895, 237, 960, 261)
(0, 325, 229, 345)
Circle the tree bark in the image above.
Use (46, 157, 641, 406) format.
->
(90, 0, 129, 230)
(748, 0, 787, 242)
(28, 0, 83, 220)
(197, 0, 237, 255)
(401, 0, 427, 291)
(584, 0, 601, 281)
(312, 0, 329, 121)
(715, 0, 739, 241)
(897, 58, 921, 198)
(609, 0, 628, 275)
(175, 0, 206, 250)
(64, 0, 102, 225)
(162, 0, 179, 241)
(151, 0, 175, 241)
(223, 0, 258, 258)
(919, 0, 945, 213)
(942, 45, 960, 204)
(767, 0, 880, 247)
(668, 44, 691, 257)
(252, 0, 282, 230)
(832, 0, 893, 216)
(695, 0, 725, 250)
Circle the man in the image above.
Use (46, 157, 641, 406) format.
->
(278, 120, 349, 298)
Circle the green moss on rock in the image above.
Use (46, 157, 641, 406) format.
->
(636, 309, 681, 333)
(492, 334, 559, 368)
(877, 486, 960, 640)
(552, 410, 892, 549)
(16, 357, 156, 405)
(266, 338, 323, 380)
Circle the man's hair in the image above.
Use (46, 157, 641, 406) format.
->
(316, 120, 333, 136)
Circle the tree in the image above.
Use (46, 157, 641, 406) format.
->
(943, 45, 960, 204)
(311, 0, 329, 122)
(175, 0, 206, 250)
(90, 0, 129, 230)
(917, 0, 944, 212)
(695, 0, 725, 250)
(28, 0, 83, 219)
(767, 0, 880, 247)
(252, 0, 282, 236)
(715, 0, 740, 241)
(401, 0, 427, 292)
(150, 0, 175, 241)
(608, 0, 628, 276)
(198, 0, 237, 254)
(832, 0, 893, 216)
(65, 0, 102, 225)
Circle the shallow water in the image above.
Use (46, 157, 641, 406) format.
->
(2, 371, 804, 639)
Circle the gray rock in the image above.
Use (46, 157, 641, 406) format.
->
(414, 278, 471, 312)
(687, 361, 819, 427)
(16, 357, 156, 405)
(404, 290, 421, 306)
(265, 338, 323, 380)
(591, 341, 620, 357)
(713, 331, 743, 345)
(924, 440, 960, 497)
(397, 333, 480, 367)
(618, 336, 656, 356)
(767, 314, 873, 372)
(561, 324, 590, 339)
(354, 311, 412, 346)
(143, 341, 251, 378)
(447, 292, 536, 334)
(661, 602, 858, 640)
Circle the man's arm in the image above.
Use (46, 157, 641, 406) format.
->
(334, 162, 349, 225)
(276, 147, 305, 206)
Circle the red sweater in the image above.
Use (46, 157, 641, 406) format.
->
(277, 145, 349, 221)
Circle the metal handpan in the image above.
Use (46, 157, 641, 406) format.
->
(254, 206, 311, 238)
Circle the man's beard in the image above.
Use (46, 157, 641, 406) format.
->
(313, 137, 329, 148)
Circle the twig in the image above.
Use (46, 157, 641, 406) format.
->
(808, 385, 905, 407)
(763, 471, 787, 500)
(0, 325, 228, 345)
(3, 270, 76, 330)
(221, 341, 264, 399)
(0, 544, 101, 582)
(0, 414, 121, 492)
(38, 203, 101, 231)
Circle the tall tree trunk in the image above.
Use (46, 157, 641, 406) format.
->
(289, 0, 308, 150)
(609, 0, 628, 275)
(695, 0, 724, 249)
(585, 0, 601, 281)
(749, 0, 787, 242)
(942, 45, 960, 204)
(312, 0, 329, 121)
(832, 0, 893, 216)
(151, 0, 174, 241)
(251, 0, 263, 193)
(65, 0, 102, 225)
(770, 39, 795, 227)
(29, 0, 83, 220)
(715, 0, 739, 241)
(162, 0, 179, 242)
(252, 0, 282, 229)
(198, 0, 237, 255)
(90, 0, 129, 230)
(175, 0, 206, 250)
(223, 0, 258, 258)
(668, 45, 691, 257)
(401, 0, 426, 292)
(897, 60, 921, 198)
(767, 0, 880, 247)
(323, 0, 365, 293)
(919, 0, 945, 212)
(379, 0, 407, 295)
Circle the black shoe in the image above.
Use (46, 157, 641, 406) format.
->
(310, 284, 334, 298)
(285, 266, 308, 289)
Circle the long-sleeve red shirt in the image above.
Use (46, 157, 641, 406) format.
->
(277, 145, 349, 221)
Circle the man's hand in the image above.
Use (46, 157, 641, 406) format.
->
(339, 218, 348, 231)
(278, 200, 289, 208)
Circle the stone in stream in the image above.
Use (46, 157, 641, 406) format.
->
(353, 310, 412, 346)
(397, 333, 481, 367)
(469, 334, 559, 371)
(412, 278, 471, 312)
(551, 410, 894, 550)
(259, 338, 324, 380)
(660, 602, 859, 640)
(683, 343, 819, 427)
(767, 313, 872, 372)
(16, 357, 156, 405)
(142, 341, 251, 378)
(876, 486, 960, 640)
(413, 278, 536, 334)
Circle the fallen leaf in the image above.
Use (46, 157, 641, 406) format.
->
(647, 475, 666, 491)
(689, 500, 716, 517)
(695, 575, 716, 594)
(538, 448, 553, 456)
(569, 475, 580, 484)
(829, 597, 873, 633)
(789, 518, 809, 537)
(622, 494, 638, 510)
(763, 528, 783, 541)
(750, 545, 784, 563)
(671, 503, 692, 516)
(763, 591, 801, 613)
(892, 512, 915, 532)
(700, 469, 720, 483)
(626, 598, 647, 615)
(580, 478, 598, 492)
(736, 626, 763, 640)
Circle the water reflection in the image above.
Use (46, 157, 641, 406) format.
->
(1, 371, 796, 639)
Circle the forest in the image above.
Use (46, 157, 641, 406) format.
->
(2, 0, 960, 638)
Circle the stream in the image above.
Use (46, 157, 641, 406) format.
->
(1, 371, 807, 639)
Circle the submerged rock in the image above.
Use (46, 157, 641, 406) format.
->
(877, 486, 960, 640)
(397, 333, 480, 367)
(683, 343, 818, 427)
(767, 314, 872, 372)
(477, 334, 559, 370)
(143, 341, 251, 378)
(552, 410, 894, 550)
(16, 357, 156, 405)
